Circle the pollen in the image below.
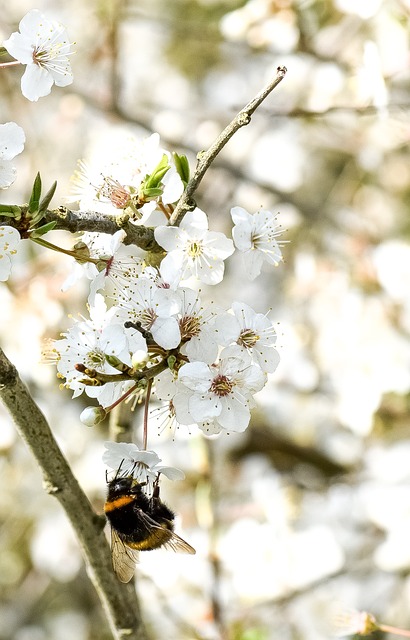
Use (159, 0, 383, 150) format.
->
(179, 314, 201, 339)
(187, 241, 203, 258)
(238, 328, 259, 348)
(210, 374, 234, 397)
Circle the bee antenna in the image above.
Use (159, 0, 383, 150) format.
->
(115, 459, 125, 480)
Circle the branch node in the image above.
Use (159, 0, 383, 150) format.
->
(43, 480, 61, 495)
(238, 112, 251, 126)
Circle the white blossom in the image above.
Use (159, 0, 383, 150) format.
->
(53, 295, 145, 405)
(231, 206, 284, 279)
(4, 9, 73, 102)
(114, 276, 181, 350)
(70, 132, 183, 220)
(215, 301, 281, 373)
(62, 230, 144, 305)
(155, 208, 234, 285)
(103, 441, 185, 486)
(0, 226, 21, 281)
(177, 288, 220, 364)
(0, 122, 25, 188)
(176, 354, 266, 433)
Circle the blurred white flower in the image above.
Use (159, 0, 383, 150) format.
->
(4, 9, 74, 101)
(331, 606, 378, 637)
(0, 122, 25, 188)
(0, 225, 21, 281)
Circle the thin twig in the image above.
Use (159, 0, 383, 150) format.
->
(0, 347, 148, 640)
(142, 378, 153, 450)
(169, 65, 287, 226)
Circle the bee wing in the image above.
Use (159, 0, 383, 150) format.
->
(110, 526, 140, 583)
(161, 531, 196, 555)
(134, 508, 196, 555)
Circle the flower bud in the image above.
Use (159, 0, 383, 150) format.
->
(80, 406, 106, 427)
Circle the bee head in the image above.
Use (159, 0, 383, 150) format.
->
(107, 476, 146, 498)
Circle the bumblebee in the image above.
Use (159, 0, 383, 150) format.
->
(104, 471, 196, 582)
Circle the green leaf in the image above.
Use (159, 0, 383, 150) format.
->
(143, 187, 164, 198)
(173, 152, 190, 184)
(144, 154, 170, 189)
(38, 180, 57, 213)
(30, 221, 57, 237)
(28, 172, 42, 214)
(0, 204, 22, 219)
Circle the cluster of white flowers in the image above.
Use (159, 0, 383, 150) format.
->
(0, 9, 286, 466)
(49, 194, 282, 434)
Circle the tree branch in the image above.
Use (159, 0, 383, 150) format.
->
(0, 347, 148, 640)
(169, 65, 287, 226)
(0, 206, 162, 252)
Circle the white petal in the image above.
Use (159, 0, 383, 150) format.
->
(196, 257, 225, 285)
(19, 9, 47, 36)
(203, 232, 235, 259)
(153, 465, 185, 481)
(21, 64, 53, 101)
(151, 316, 181, 349)
(242, 250, 264, 280)
(0, 161, 16, 189)
(0, 254, 12, 281)
(154, 225, 179, 251)
(180, 207, 209, 231)
(185, 333, 218, 365)
(254, 346, 281, 373)
(173, 390, 196, 425)
(218, 397, 250, 431)
(178, 362, 212, 392)
(230, 206, 251, 225)
(232, 223, 253, 251)
(3, 32, 33, 64)
(0, 122, 25, 160)
(158, 251, 184, 285)
(189, 392, 221, 421)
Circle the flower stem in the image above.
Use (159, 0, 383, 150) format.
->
(105, 383, 139, 413)
(30, 235, 99, 264)
(379, 624, 410, 638)
(0, 61, 21, 67)
(142, 378, 153, 451)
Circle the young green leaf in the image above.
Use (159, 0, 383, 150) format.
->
(38, 180, 57, 213)
(28, 172, 42, 214)
(30, 221, 57, 237)
(173, 152, 190, 185)
(0, 205, 22, 219)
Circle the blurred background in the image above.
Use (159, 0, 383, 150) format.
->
(2, 0, 410, 638)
